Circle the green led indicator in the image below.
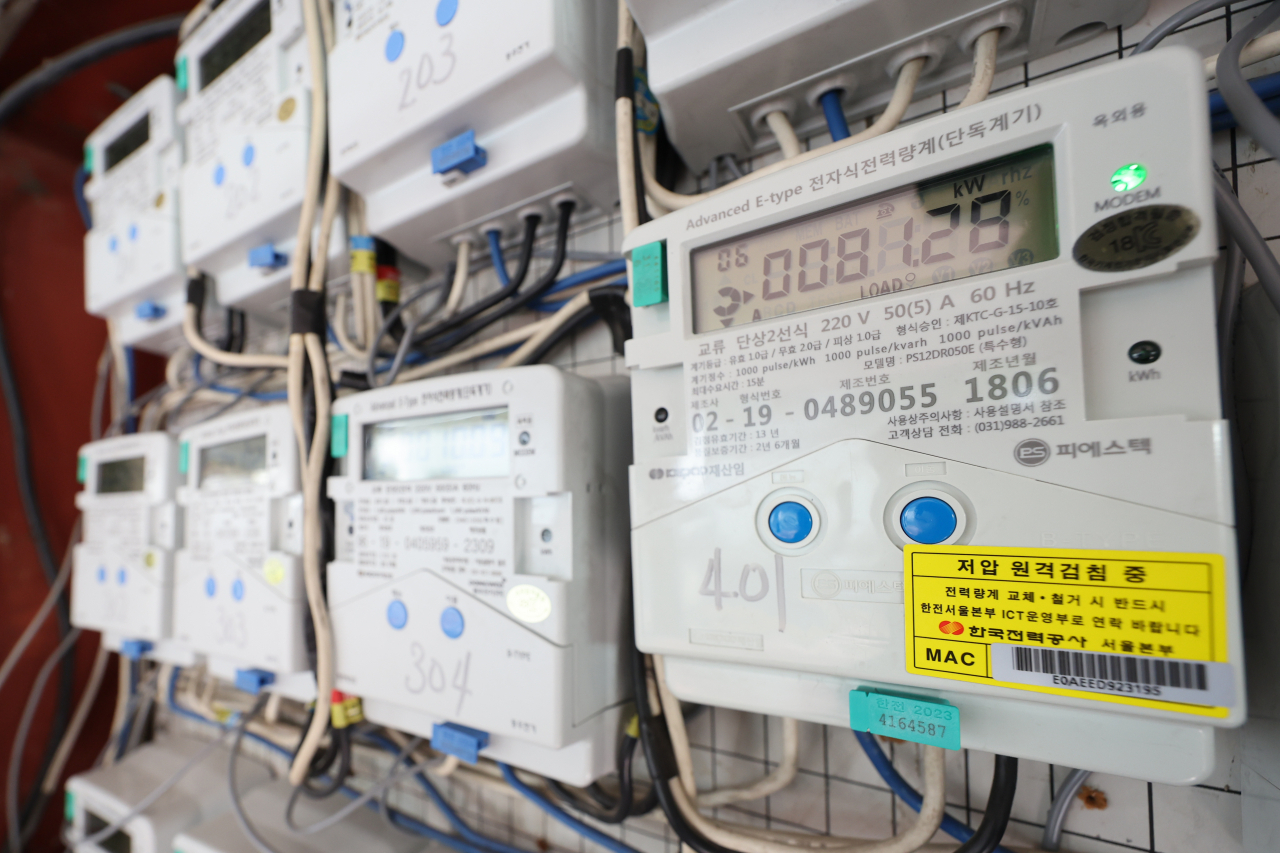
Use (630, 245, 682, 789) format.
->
(1111, 163, 1147, 192)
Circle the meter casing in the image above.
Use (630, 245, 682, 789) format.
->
(327, 366, 632, 785)
(73, 433, 182, 651)
(176, 0, 346, 320)
(624, 49, 1241, 785)
(83, 76, 188, 354)
(326, 0, 617, 267)
(66, 736, 272, 853)
(174, 405, 309, 694)
(629, 0, 1148, 170)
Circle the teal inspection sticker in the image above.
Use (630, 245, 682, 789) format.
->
(849, 688, 961, 750)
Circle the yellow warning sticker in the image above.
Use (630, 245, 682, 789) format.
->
(903, 545, 1235, 718)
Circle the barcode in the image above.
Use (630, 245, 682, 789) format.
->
(1011, 646, 1207, 691)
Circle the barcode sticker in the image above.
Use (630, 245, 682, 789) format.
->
(903, 545, 1239, 718)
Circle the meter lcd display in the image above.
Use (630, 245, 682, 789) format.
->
(199, 0, 271, 91)
(363, 407, 510, 481)
(690, 145, 1057, 333)
(199, 434, 268, 487)
(104, 115, 150, 172)
(96, 456, 146, 494)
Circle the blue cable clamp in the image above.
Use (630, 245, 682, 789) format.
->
(431, 721, 489, 764)
(431, 130, 487, 176)
(119, 639, 153, 661)
(248, 242, 288, 269)
(134, 300, 167, 320)
(235, 668, 276, 695)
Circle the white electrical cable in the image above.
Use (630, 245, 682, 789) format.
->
(333, 293, 368, 359)
(765, 110, 803, 159)
(696, 717, 800, 807)
(499, 290, 592, 367)
(443, 239, 473, 317)
(958, 29, 1000, 109)
(395, 321, 551, 383)
(653, 656, 946, 853)
(640, 56, 926, 211)
(182, 306, 290, 369)
(1205, 29, 1280, 79)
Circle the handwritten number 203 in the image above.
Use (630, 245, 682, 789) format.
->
(399, 34, 457, 110)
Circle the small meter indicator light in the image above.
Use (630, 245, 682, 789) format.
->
(1111, 163, 1147, 192)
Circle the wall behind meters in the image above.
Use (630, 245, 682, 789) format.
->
(211, 1, 1263, 851)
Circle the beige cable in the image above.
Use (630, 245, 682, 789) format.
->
(182, 305, 289, 369)
(958, 29, 1000, 109)
(1205, 29, 1280, 79)
(333, 293, 368, 359)
(616, 0, 643, 234)
(641, 56, 925, 211)
(443, 239, 472, 317)
(765, 110, 803, 159)
(499, 290, 592, 367)
(697, 717, 800, 807)
(101, 654, 132, 768)
(396, 322, 549, 383)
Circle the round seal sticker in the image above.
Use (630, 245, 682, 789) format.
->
(1072, 204, 1200, 273)
(506, 584, 552, 623)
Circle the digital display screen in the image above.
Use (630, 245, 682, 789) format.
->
(363, 408, 510, 481)
(690, 145, 1058, 333)
(96, 456, 146, 494)
(200, 435, 268, 487)
(199, 0, 271, 91)
(104, 115, 150, 172)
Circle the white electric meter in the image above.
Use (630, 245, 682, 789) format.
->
(628, 0, 1148, 170)
(325, 0, 617, 267)
(83, 76, 188, 354)
(176, 0, 346, 318)
(173, 405, 310, 695)
(173, 781, 428, 853)
(72, 433, 184, 660)
(327, 366, 632, 785)
(624, 48, 1241, 784)
(66, 735, 272, 853)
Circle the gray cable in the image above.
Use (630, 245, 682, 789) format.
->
(1041, 767, 1091, 851)
(364, 279, 447, 389)
(284, 742, 427, 835)
(6, 628, 81, 853)
(1214, 168, 1280, 315)
(1216, 1, 1280, 161)
(1132, 0, 1233, 54)
(90, 343, 111, 440)
(228, 694, 283, 853)
(1220, 239, 1246, 380)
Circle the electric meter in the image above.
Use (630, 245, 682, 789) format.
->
(83, 76, 188, 354)
(176, 0, 346, 319)
(174, 781, 428, 853)
(173, 405, 310, 696)
(624, 48, 1241, 784)
(628, 0, 1148, 170)
(66, 735, 272, 853)
(326, 0, 617, 267)
(327, 366, 632, 785)
(72, 433, 184, 660)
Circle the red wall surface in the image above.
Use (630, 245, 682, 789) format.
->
(0, 2, 190, 850)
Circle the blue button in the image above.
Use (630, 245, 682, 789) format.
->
(97, 566, 107, 583)
(117, 568, 127, 585)
(387, 599, 408, 630)
(205, 577, 216, 598)
(213, 164, 225, 186)
(768, 501, 813, 544)
(436, 0, 458, 27)
(441, 606, 464, 638)
(900, 497, 958, 544)
(385, 29, 405, 62)
(128, 224, 138, 241)
(242, 144, 255, 167)
(232, 578, 245, 601)
(108, 236, 119, 253)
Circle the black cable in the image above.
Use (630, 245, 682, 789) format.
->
(955, 755, 1018, 853)
(298, 726, 351, 799)
(545, 732, 649, 824)
(419, 201, 574, 356)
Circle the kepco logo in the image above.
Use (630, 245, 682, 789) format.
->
(649, 468, 664, 480)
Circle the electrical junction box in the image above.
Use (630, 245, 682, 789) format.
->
(326, 0, 617, 267)
(173, 405, 312, 698)
(624, 48, 1242, 785)
(65, 735, 273, 853)
(173, 780, 428, 853)
(176, 0, 347, 320)
(72, 433, 189, 663)
(83, 76, 188, 355)
(628, 0, 1149, 171)
(327, 366, 633, 785)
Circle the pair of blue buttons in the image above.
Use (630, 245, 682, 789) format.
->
(204, 577, 246, 600)
(766, 496, 957, 545)
(97, 566, 127, 585)
(387, 600, 464, 638)
(384, 0, 457, 62)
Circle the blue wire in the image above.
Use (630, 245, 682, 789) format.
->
(487, 230, 511, 288)
(854, 731, 1015, 853)
(190, 354, 289, 400)
(166, 666, 293, 759)
(1209, 70, 1280, 131)
(534, 278, 628, 312)
(73, 166, 92, 229)
(540, 259, 626, 298)
(498, 763, 643, 853)
(820, 90, 851, 141)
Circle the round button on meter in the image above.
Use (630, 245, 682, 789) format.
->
(387, 599, 408, 630)
(768, 501, 814, 544)
(441, 606, 464, 639)
(900, 497, 957, 544)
